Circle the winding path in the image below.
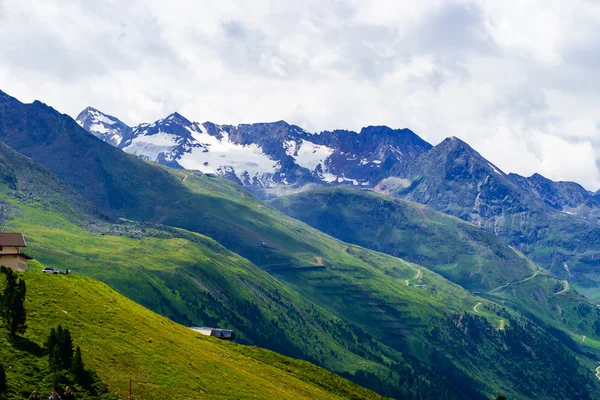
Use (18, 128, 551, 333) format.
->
(473, 302, 482, 314)
(498, 319, 505, 330)
(399, 259, 423, 286)
(580, 335, 586, 345)
(596, 365, 600, 381)
(491, 268, 543, 293)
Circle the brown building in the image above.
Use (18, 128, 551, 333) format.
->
(0, 233, 32, 272)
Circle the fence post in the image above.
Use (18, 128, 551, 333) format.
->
(129, 379, 132, 399)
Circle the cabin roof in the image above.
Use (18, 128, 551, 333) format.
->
(0, 233, 26, 247)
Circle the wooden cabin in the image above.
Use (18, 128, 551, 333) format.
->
(0, 233, 32, 272)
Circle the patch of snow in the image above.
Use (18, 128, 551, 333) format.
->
(321, 172, 339, 183)
(488, 162, 504, 175)
(178, 126, 278, 182)
(292, 140, 334, 171)
(91, 112, 117, 125)
(359, 158, 369, 165)
(283, 140, 298, 156)
(123, 131, 179, 161)
(89, 123, 109, 134)
(372, 160, 382, 164)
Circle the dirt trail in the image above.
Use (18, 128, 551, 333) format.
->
(491, 268, 543, 293)
(580, 335, 586, 345)
(473, 302, 482, 314)
(399, 259, 423, 286)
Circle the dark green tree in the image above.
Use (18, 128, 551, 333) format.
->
(45, 325, 75, 371)
(56, 325, 74, 369)
(45, 327, 61, 371)
(0, 266, 27, 339)
(71, 346, 85, 381)
(497, 396, 507, 400)
(0, 363, 6, 397)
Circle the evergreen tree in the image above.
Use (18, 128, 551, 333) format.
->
(58, 326, 74, 370)
(71, 346, 85, 381)
(0, 363, 6, 397)
(0, 266, 27, 339)
(45, 325, 75, 371)
(45, 327, 61, 371)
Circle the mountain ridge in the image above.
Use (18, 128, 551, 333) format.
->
(75, 106, 432, 197)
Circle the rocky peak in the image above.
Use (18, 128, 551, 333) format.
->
(510, 172, 594, 210)
(75, 107, 131, 147)
(162, 112, 192, 126)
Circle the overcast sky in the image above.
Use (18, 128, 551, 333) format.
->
(1, 1, 600, 189)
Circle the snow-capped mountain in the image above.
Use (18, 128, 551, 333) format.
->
(75, 107, 131, 147)
(76, 107, 432, 197)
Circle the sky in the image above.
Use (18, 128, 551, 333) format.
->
(1, 0, 600, 189)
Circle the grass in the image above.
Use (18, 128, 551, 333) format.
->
(0, 272, 384, 400)
(268, 187, 537, 291)
(268, 187, 600, 341)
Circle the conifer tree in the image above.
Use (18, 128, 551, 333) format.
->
(45, 325, 75, 371)
(0, 266, 27, 339)
(45, 327, 61, 371)
(71, 346, 85, 381)
(58, 326, 74, 370)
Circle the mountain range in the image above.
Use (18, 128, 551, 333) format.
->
(76, 106, 432, 196)
(77, 106, 600, 299)
(1, 89, 600, 398)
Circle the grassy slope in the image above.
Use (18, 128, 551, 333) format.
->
(269, 187, 600, 339)
(0, 272, 383, 400)
(167, 171, 600, 399)
(268, 187, 536, 291)
(15, 200, 600, 400)
(5, 191, 406, 380)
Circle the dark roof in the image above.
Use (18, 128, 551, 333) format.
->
(0, 233, 27, 247)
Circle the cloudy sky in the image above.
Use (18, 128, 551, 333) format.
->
(1, 0, 600, 189)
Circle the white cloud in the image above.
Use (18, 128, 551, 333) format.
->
(1, 0, 600, 189)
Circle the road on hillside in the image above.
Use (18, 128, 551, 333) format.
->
(491, 268, 543, 293)
(473, 302, 482, 314)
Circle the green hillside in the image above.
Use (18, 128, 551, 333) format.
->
(0, 272, 383, 400)
(269, 187, 536, 291)
(268, 187, 600, 339)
